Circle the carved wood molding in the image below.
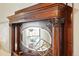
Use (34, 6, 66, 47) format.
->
(8, 3, 67, 24)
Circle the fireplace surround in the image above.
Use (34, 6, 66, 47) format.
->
(8, 3, 73, 56)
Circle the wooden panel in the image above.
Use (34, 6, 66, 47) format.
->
(15, 3, 65, 14)
(8, 9, 59, 23)
(16, 24, 21, 54)
(64, 5, 73, 56)
(53, 25, 59, 55)
(11, 24, 15, 56)
(15, 3, 53, 14)
(51, 20, 62, 56)
(60, 24, 65, 55)
(8, 3, 66, 24)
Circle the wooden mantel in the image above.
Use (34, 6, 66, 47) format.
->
(8, 3, 71, 24)
(8, 3, 73, 56)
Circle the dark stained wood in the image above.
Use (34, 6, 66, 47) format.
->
(8, 3, 66, 24)
(16, 24, 21, 54)
(15, 3, 65, 14)
(52, 23, 62, 56)
(11, 24, 15, 56)
(13, 52, 19, 56)
(8, 3, 73, 56)
(53, 25, 59, 55)
(60, 24, 65, 56)
(64, 5, 73, 56)
(15, 3, 53, 14)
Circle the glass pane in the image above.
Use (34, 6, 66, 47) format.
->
(21, 27, 51, 51)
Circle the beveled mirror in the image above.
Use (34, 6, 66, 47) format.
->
(20, 21, 52, 55)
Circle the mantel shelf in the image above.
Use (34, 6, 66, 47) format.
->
(8, 3, 72, 24)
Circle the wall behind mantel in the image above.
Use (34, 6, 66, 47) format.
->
(0, 3, 37, 52)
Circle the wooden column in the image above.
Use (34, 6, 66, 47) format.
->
(64, 4, 73, 56)
(16, 24, 21, 55)
(11, 24, 15, 56)
(51, 18, 64, 56)
(60, 23, 65, 56)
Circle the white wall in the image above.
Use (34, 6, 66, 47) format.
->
(0, 3, 37, 52)
(73, 3, 79, 56)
